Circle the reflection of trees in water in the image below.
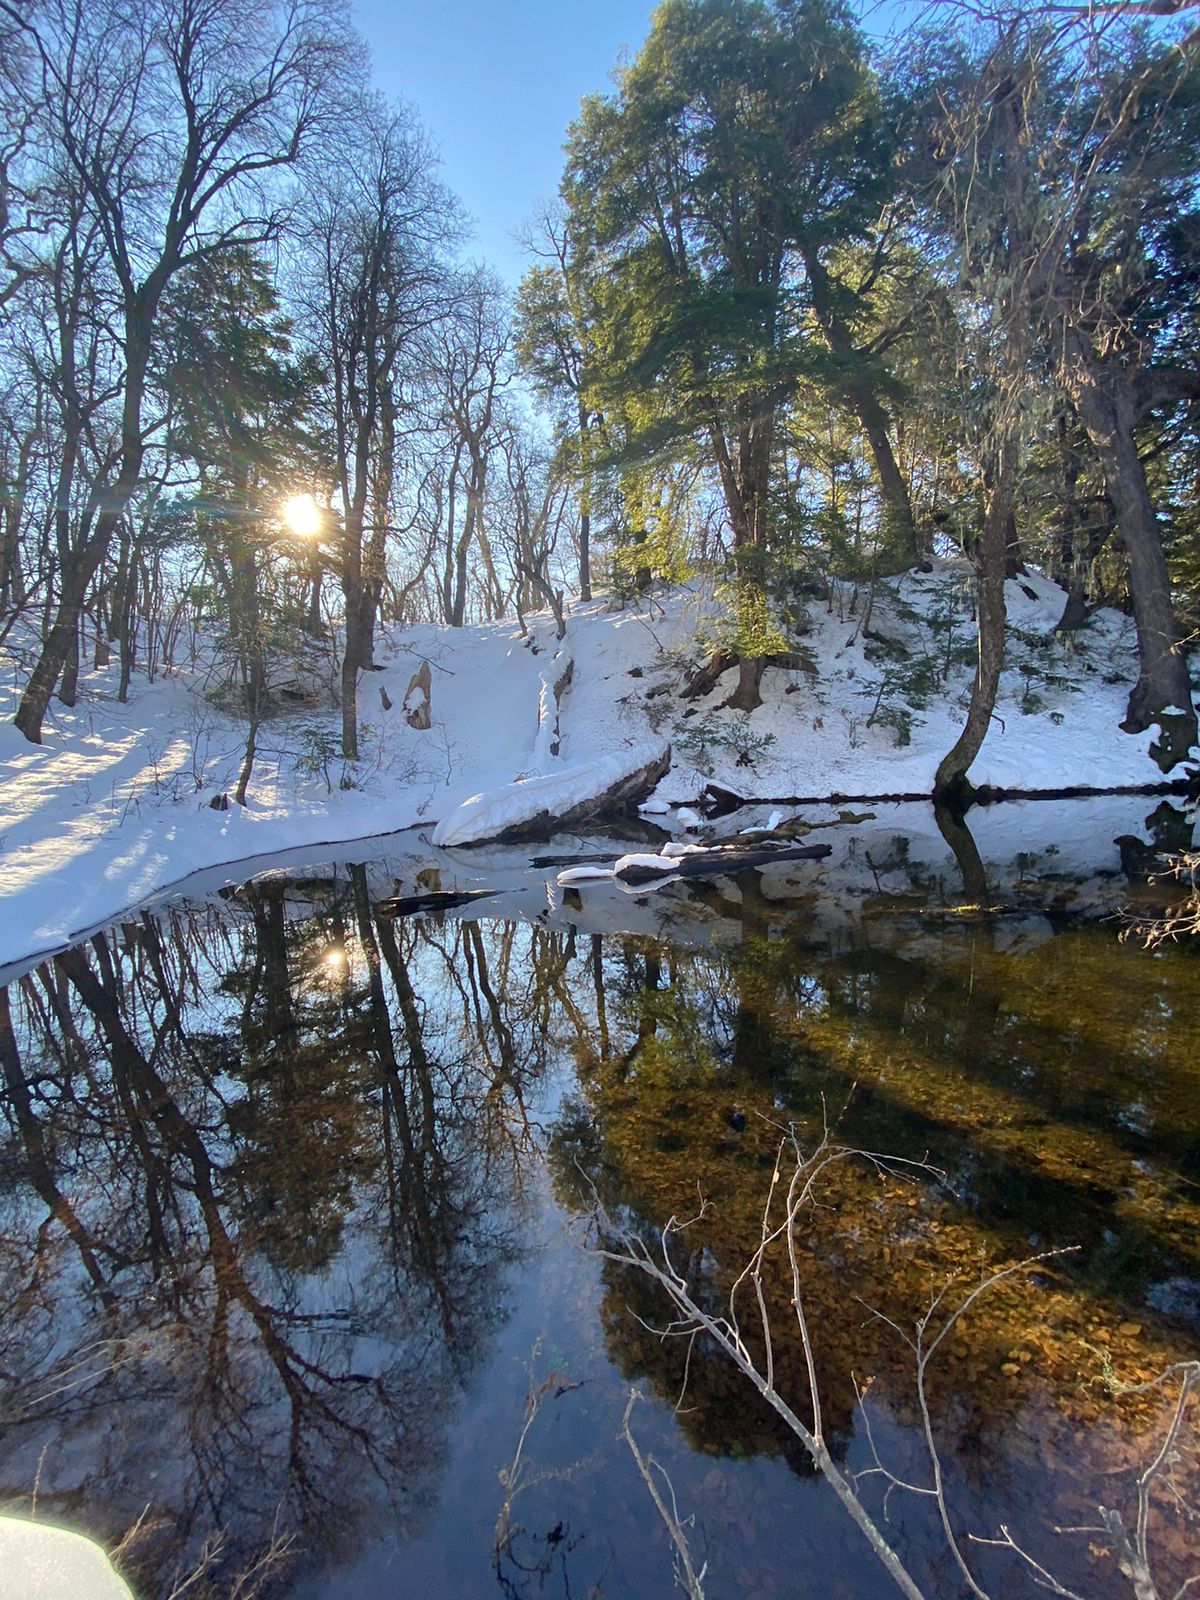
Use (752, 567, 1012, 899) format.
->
(0, 880, 559, 1598)
(546, 887, 1200, 1594)
(0, 847, 1196, 1597)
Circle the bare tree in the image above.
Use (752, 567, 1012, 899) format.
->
(301, 97, 459, 759)
(432, 270, 511, 629)
(496, 418, 573, 639)
(918, 9, 1200, 782)
(515, 202, 599, 602)
(2, 0, 353, 744)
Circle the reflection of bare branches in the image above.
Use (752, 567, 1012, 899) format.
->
(493, 1355, 589, 1600)
(112, 1513, 298, 1600)
(973, 1360, 1200, 1600)
(588, 1129, 1200, 1600)
(857, 1249, 1080, 1600)
(0, 885, 547, 1596)
(589, 1131, 931, 1600)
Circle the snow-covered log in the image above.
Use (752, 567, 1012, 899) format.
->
(431, 741, 671, 847)
(558, 839, 833, 887)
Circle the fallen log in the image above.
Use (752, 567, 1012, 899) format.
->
(615, 841, 832, 884)
(530, 850, 627, 869)
(434, 742, 672, 846)
(376, 889, 500, 918)
(558, 840, 833, 888)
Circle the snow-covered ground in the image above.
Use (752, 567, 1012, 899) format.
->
(0, 563, 1192, 970)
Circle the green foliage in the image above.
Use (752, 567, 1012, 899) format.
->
(562, 0, 891, 551)
(294, 725, 350, 793)
(726, 576, 790, 661)
(672, 711, 776, 775)
(158, 247, 323, 495)
(868, 703, 915, 747)
(856, 577, 981, 742)
(610, 465, 697, 593)
(1009, 629, 1083, 714)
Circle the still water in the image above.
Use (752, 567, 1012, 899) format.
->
(0, 799, 1196, 1600)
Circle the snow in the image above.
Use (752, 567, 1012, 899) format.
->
(614, 851, 681, 874)
(431, 739, 668, 847)
(0, 1517, 134, 1599)
(0, 563, 1193, 970)
(740, 808, 785, 834)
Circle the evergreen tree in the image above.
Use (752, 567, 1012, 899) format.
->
(562, 0, 892, 704)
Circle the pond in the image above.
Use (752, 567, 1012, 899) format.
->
(0, 797, 1197, 1600)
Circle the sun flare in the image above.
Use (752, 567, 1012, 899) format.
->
(281, 493, 321, 538)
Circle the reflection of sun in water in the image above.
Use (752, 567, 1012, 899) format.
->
(282, 493, 321, 538)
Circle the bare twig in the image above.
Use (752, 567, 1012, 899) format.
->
(621, 1392, 707, 1599)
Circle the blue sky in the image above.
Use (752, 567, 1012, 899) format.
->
(351, 0, 658, 289)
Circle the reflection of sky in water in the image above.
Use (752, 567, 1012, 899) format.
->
(0, 807, 1196, 1600)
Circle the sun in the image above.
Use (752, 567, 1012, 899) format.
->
(281, 493, 321, 538)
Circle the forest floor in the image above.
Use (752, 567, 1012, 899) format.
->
(0, 560, 1192, 970)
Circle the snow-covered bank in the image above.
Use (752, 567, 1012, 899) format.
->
(0, 791, 1183, 990)
(1, 564, 1192, 970)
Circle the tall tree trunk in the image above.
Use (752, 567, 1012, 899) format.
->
(341, 529, 364, 764)
(578, 405, 593, 602)
(1064, 336, 1197, 769)
(0, 425, 33, 614)
(451, 448, 485, 629)
(709, 408, 776, 712)
(115, 526, 136, 703)
(232, 540, 267, 804)
(15, 314, 154, 743)
(805, 255, 920, 570)
(855, 388, 922, 572)
(934, 440, 1015, 799)
(14, 527, 108, 740)
(360, 382, 396, 664)
(57, 621, 80, 706)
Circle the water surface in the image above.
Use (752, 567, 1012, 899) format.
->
(0, 798, 1197, 1600)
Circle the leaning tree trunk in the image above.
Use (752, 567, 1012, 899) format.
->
(1065, 338, 1197, 770)
(15, 315, 154, 744)
(855, 387, 922, 574)
(934, 441, 1015, 800)
(57, 622, 80, 707)
(14, 525, 109, 741)
(805, 255, 921, 572)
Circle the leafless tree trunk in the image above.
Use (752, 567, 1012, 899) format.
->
(1060, 328, 1197, 766)
(304, 103, 458, 759)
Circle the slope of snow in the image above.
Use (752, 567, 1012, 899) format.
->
(0, 562, 1192, 969)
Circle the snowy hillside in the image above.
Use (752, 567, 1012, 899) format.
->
(0, 562, 1191, 969)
